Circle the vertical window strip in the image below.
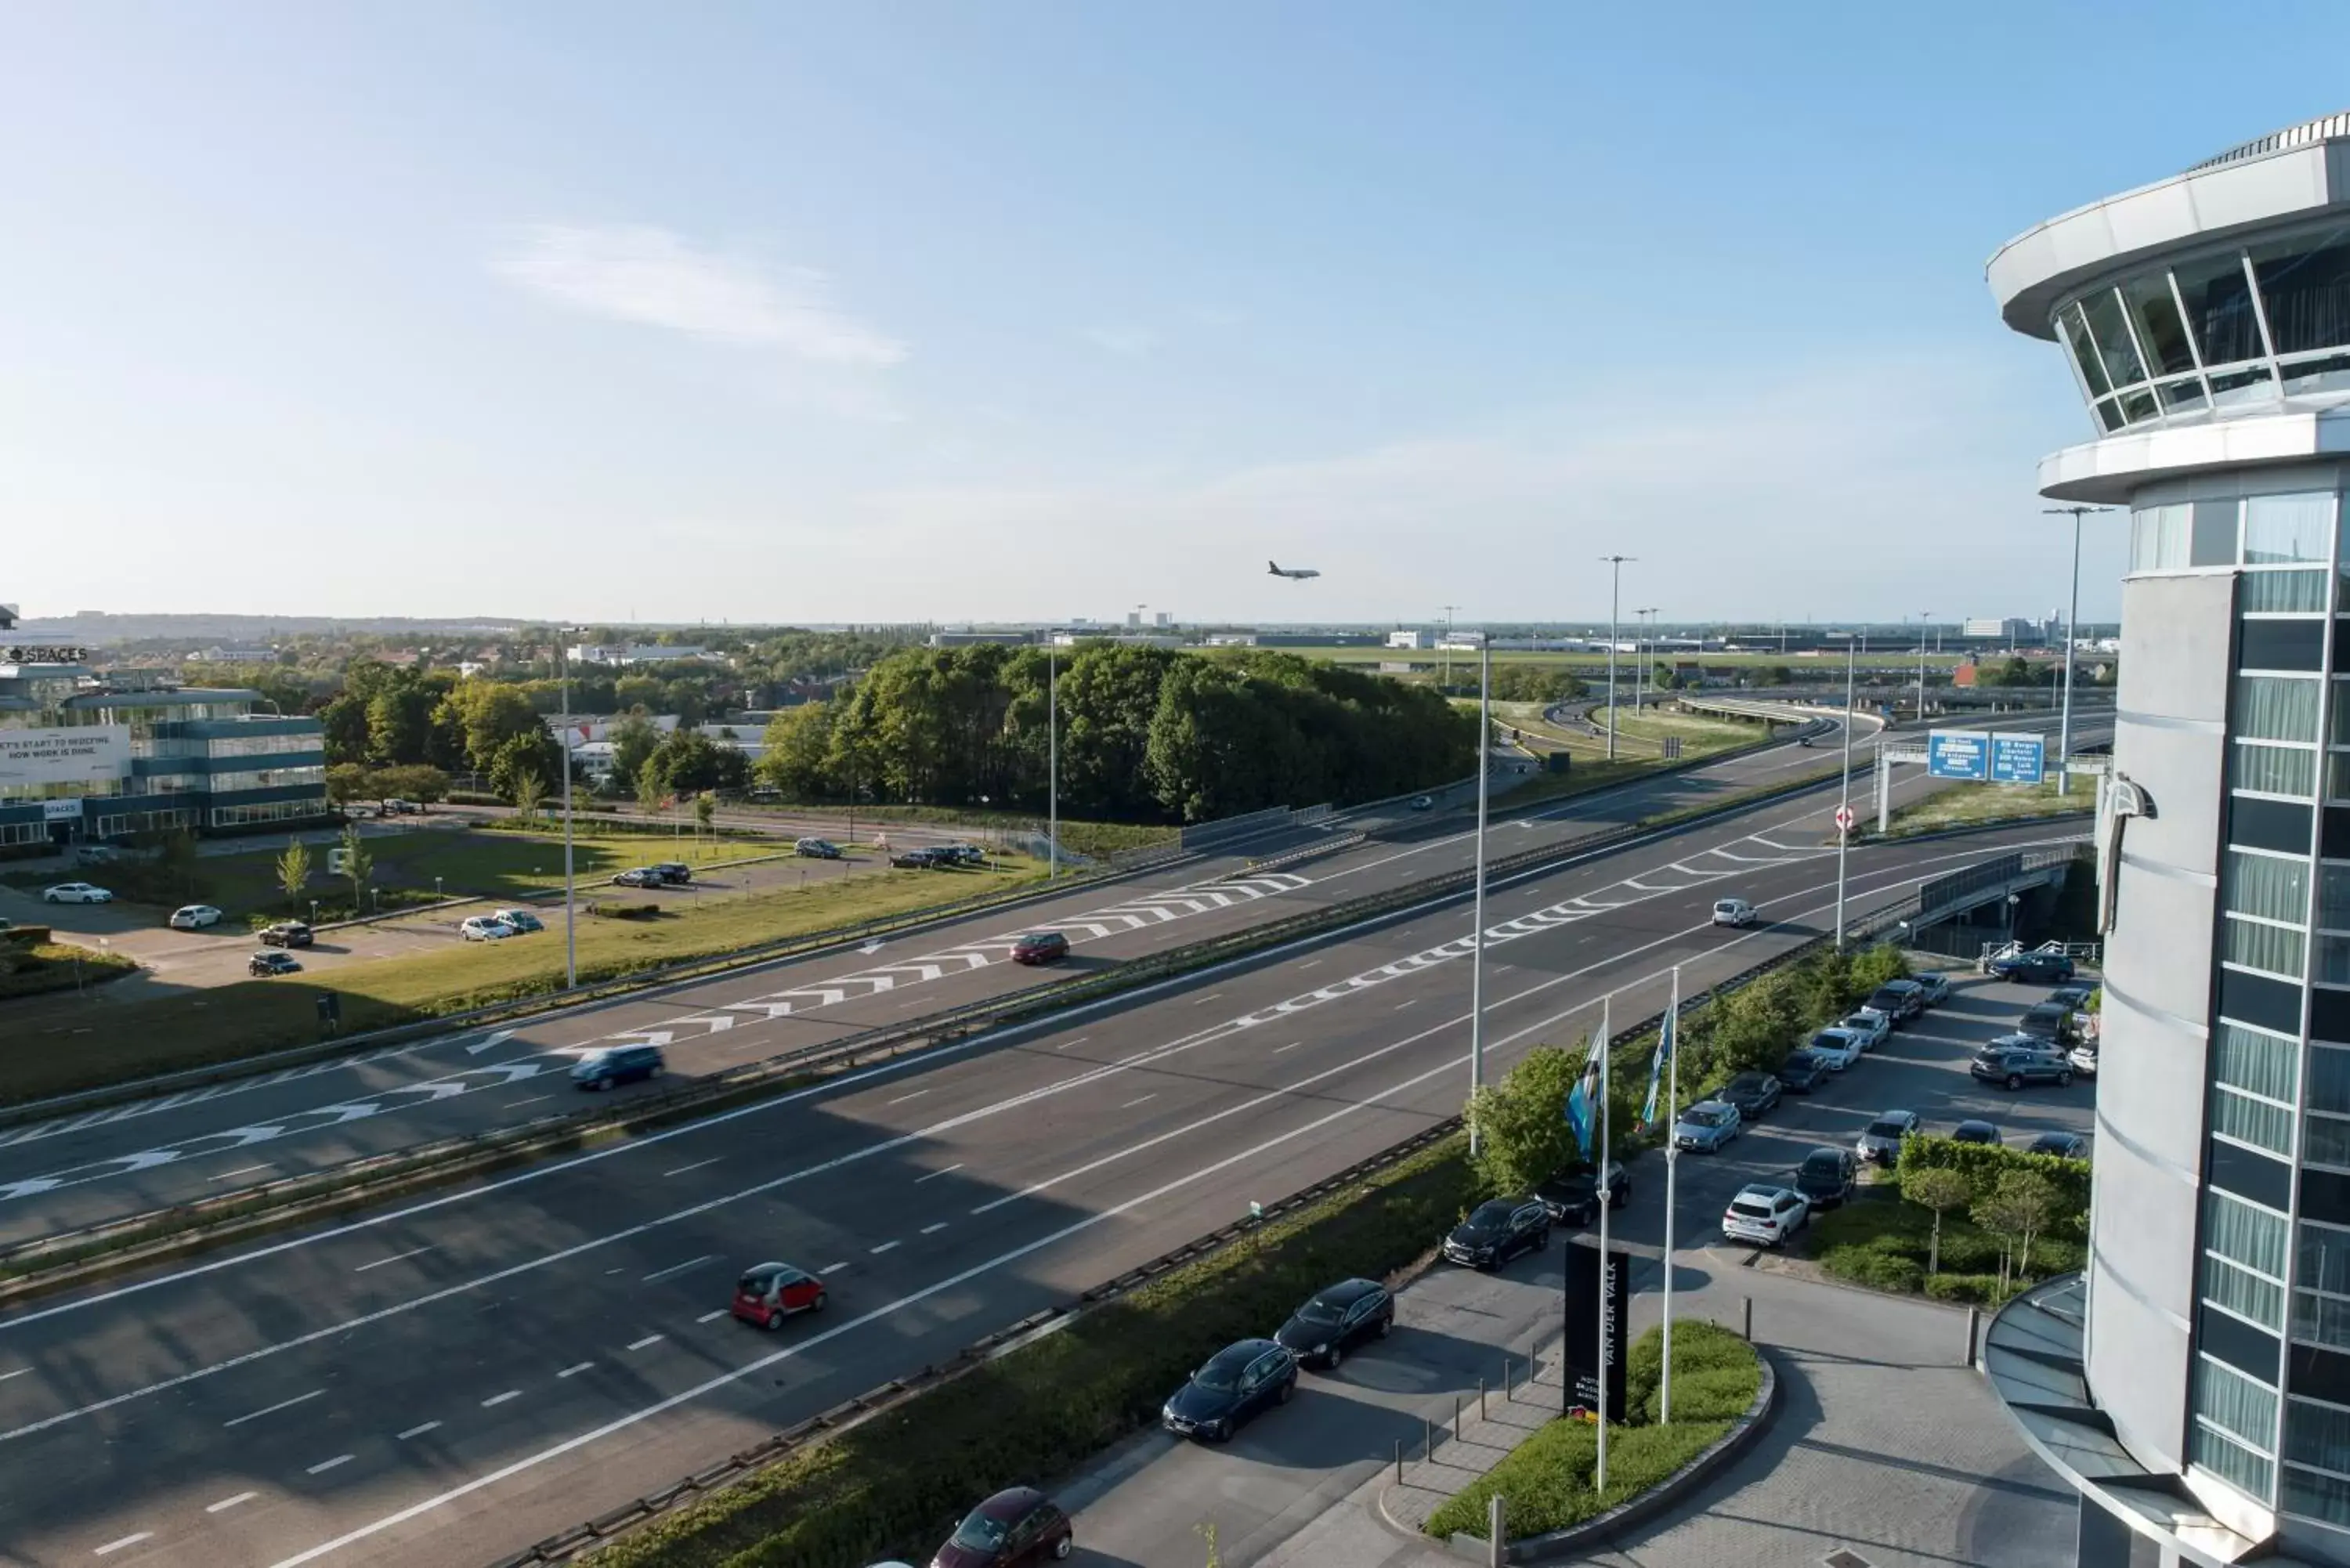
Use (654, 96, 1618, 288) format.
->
(2296, 1290, 2350, 1351)
(2238, 674, 2323, 742)
(2228, 849, 2312, 925)
(2247, 491, 2341, 566)
(2225, 915, 2308, 980)
(2210, 1252, 2288, 1329)
(2306, 1114, 2350, 1170)
(2196, 1356, 2282, 1453)
(2217, 1087, 2296, 1156)
(2236, 740, 2319, 797)
(2312, 1047, 2350, 1116)
(2218, 1021, 2303, 1101)
(2196, 1420, 2277, 1499)
(2210, 1189, 2291, 1278)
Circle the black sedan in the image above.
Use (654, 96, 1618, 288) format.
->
(1720, 1071, 1783, 1119)
(1984, 950, 2077, 984)
(248, 950, 303, 977)
(1274, 1278, 1394, 1371)
(2026, 1130, 2089, 1160)
(1535, 1162, 1629, 1226)
(1776, 1049, 1829, 1094)
(1442, 1197, 1550, 1270)
(1794, 1146, 1858, 1210)
(1162, 1339, 1297, 1441)
(1952, 1118, 2002, 1146)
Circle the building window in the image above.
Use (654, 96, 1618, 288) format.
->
(2211, 1188, 2292, 1279)
(2229, 850, 2313, 925)
(2213, 1253, 2288, 1328)
(2285, 1460, 2350, 1528)
(2218, 1088, 2295, 1155)
(2247, 492, 2341, 566)
(2240, 676, 2324, 742)
(2245, 570, 2329, 612)
(2235, 742, 2318, 798)
(2133, 504, 2193, 573)
(2225, 916, 2308, 981)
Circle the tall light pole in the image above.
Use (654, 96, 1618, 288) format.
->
(2044, 506, 2115, 797)
(1468, 634, 1491, 1154)
(1441, 605, 1460, 692)
(1633, 607, 1659, 726)
(1047, 647, 1058, 880)
(1600, 557, 1635, 759)
(1915, 611, 1932, 728)
(1835, 630, 1857, 948)
(555, 630, 588, 990)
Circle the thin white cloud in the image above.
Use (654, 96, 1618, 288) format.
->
(493, 223, 906, 368)
(1189, 305, 1245, 327)
(1084, 324, 1160, 357)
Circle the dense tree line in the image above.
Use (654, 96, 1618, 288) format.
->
(757, 644, 1473, 823)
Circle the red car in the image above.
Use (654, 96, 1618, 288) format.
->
(730, 1262, 826, 1328)
(930, 1487, 1073, 1567)
(1010, 931, 1070, 966)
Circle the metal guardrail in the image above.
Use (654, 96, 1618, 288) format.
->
(1979, 938, 2104, 964)
(486, 901, 1904, 1568)
(2, 752, 1881, 1295)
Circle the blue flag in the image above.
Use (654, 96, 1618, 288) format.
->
(1639, 1011, 1674, 1132)
(1564, 1031, 1607, 1160)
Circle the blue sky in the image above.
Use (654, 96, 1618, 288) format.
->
(6, 2, 2349, 627)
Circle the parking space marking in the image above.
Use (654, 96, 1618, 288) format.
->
(480, 1390, 522, 1408)
(915, 1163, 963, 1183)
(397, 1422, 442, 1440)
(207, 1493, 258, 1514)
(306, 1454, 353, 1475)
(224, 1389, 324, 1428)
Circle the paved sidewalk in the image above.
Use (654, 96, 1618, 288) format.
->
(1375, 1331, 1572, 1542)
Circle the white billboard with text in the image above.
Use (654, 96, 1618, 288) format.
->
(0, 726, 130, 788)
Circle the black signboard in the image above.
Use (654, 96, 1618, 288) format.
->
(1562, 1239, 1629, 1422)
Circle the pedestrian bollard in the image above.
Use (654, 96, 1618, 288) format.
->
(1966, 1304, 1981, 1364)
(1455, 1395, 1463, 1440)
(1488, 1495, 1505, 1568)
(1479, 1376, 1488, 1421)
(1741, 1293, 1754, 1342)
(1395, 1438, 1404, 1486)
(1504, 1355, 1515, 1401)
(1426, 1416, 1437, 1461)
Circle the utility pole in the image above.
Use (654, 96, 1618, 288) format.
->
(557, 628, 588, 990)
(2044, 505, 2115, 797)
(1441, 605, 1460, 692)
(1599, 558, 1635, 759)
(1915, 611, 1932, 728)
(1469, 636, 1491, 1153)
(1835, 630, 1856, 948)
(1047, 648, 1058, 879)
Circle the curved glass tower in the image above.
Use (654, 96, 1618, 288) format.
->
(1984, 111, 2350, 1568)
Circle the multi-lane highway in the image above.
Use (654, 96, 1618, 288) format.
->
(0, 720, 2095, 1568)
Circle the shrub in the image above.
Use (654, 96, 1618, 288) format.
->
(1818, 1245, 1923, 1295)
(589, 902, 661, 920)
(1623, 1320, 1762, 1423)
(1924, 1273, 2014, 1305)
(1898, 1135, 2090, 1217)
(2, 925, 52, 946)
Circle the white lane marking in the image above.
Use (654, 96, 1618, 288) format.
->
(255, 1036, 1489, 1568)
(1192, 992, 1220, 1005)
(353, 1246, 433, 1274)
(480, 1390, 522, 1407)
(914, 1163, 964, 1183)
(94, 1534, 152, 1555)
(920, 1222, 949, 1235)
(0, 1367, 26, 1382)
(661, 1158, 721, 1178)
(397, 1422, 442, 1439)
(1054, 1036, 1090, 1052)
(869, 1241, 900, 1255)
(696, 1310, 728, 1324)
(306, 1454, 353, 1475)
(210, 1164, 272, 1182)
(0, 838, 2064, 1448)
(224, 1388, 324, 1427)
(625, 1335, 663, 1351)
(886, 1089, 929, 1105)
(1120, 1094, 1156, 1109)
(207, 1492, 258, 1514)
(1297, 959, 1321, 969)
(1274, 1040, 1303, 1053)
(555, 1364, 592, 1379)
(819, 1262, 849, 1275)
(507, 1094, 554, 1108)
(1394, 998, 1417, 1010)
(640, 1254, 714, 1284)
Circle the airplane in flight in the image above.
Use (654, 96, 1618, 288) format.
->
(1267, 560, 1321, 580)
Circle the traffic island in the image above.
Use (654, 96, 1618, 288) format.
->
(1381, 1321, 1772, 1563)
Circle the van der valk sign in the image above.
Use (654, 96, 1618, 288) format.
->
(0, 726, 129, 786)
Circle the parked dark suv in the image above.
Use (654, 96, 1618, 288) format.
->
(258, 920, 314, 948)
(1970, 1038, 2075, 1089)
(1984, 950, 2077, 984)
(1442, 1197, 1551, 1270)
(2015, 1000, 2081, 1046)
(1162, 1339, 1297, 1441)
(1274, 1277, 1394, 1370)
(1776, 1049, 1829, 1093)
(1794, 1146, 1858, 1210)
(1720, 1071, 1783, 1120)
(1535, 1162, 1629, 1226)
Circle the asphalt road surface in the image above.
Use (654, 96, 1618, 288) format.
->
(0, 718, 1906, 1246)
(0, 767, 2082, 1568)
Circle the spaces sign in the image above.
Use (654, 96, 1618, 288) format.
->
(1925, 729, 1989, 780)
(0, 725, 129, 787)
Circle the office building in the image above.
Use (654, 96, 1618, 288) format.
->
(1979, 110, 2350, 1566)
(0, 643, 328, 847)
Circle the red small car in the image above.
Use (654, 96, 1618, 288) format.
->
(730, 1262, 826, 1328)
(931, 1487, 1073, 1567)
(1010, 931, 1070, 966)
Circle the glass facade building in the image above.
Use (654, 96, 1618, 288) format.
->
(1984, 110, 2350, 1567)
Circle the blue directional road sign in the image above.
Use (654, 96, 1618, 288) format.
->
(1989, 732, 2047, 785)
(1925, 729, 1989, 781)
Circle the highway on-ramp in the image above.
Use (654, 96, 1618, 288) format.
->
(0, 758, 2081, 1568)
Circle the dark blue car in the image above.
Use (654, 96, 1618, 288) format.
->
(1984, 951, 2077, 984)
(1162, 1339, 1297, 1442)
(570, 1043, 666, 1092)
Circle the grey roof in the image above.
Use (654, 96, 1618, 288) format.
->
(2192, 108, 2350, 172)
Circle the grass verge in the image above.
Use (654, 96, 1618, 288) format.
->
(582, 1133, 1480, 1568)
(0, 944, 139, 1002)
(1804, 1187, 2084, 1303)
(1870, 776, 2093, 840)
(1424, 1321, 1759, 1540)
(0, 859, 1048, 1104)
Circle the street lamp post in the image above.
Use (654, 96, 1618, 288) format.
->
(1441, 605, 1460, 692)
(1600, 557, 1636, 760)
(1835, 631, 1856, 948)
(1047, 649, 1058, 880)
(1468, 635, 1491, 1154)
(2044, 505, 2115, 797)
(556, 625, 591, 991)
(1915, 612, 1932, 728)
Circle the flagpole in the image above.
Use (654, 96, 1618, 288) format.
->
(1661, 966, 1679, 1425)
(1469, 637, 1490, 1154)
(1596, 995, 1611, 1493)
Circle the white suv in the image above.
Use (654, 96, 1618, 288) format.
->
(1711, 898, 1756, 928)
(1722, 1184, 1810, 1248)
(459, 915, 516, 941)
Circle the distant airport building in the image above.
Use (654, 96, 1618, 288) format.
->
(1979, 110, 2350, 1566)
(563, 643, 710, 667)
(1961, 616, 2044, 644)
(0, 646, 328, 847)
(1386, 630, 1430, 650)
(926, 630, 1034, 648)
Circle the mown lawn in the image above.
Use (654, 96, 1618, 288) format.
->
(0, 857, 1049, 1104)
(0, 942, 139, 1003)
(1424, 1321, 1761, 1540)
(1802, 1187, 2085, 1304)
(1875, 775, 2093, 839)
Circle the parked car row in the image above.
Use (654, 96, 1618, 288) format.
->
(461, 908, 546, 941)
(1162, 1274, 1397, 1444)
(612, 862, 696, 888)
(891, 844, 988, 870)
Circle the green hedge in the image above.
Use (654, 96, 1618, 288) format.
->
(1897, 1134, 2091, 1215)
(1809, 1190, 2084, 1297)
(1425, 1321, 1758, 1540)
(585, 1135, 1479, 1568)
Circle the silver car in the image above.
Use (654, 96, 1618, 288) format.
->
(1672, 1100, 1742, 1153)
(1856, 1109, 1922, 1165)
